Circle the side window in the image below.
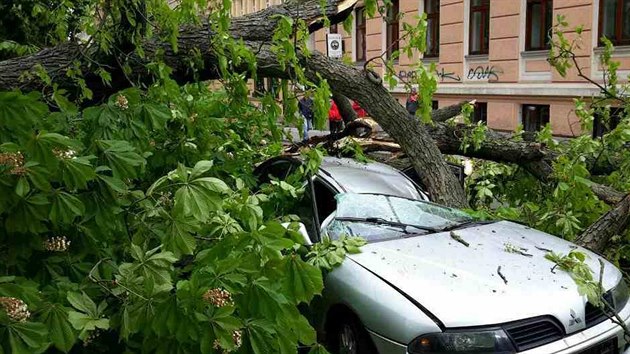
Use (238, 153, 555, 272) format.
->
(313, 179, 338, 223)
(293, 179, 337, 242)
(295, 187, 318, 242)
(255, 160, 294, 186)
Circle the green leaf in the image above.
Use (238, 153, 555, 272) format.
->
(0, 91, 48, 141)
(191, 177, 230, 193)
(96, 140, 145, 179)
(173, 178, 225, 221)
(50, 192, 85, 225)
(67, 311, 109, 338)
(6, 321, 48, 354)
(282, 255, 324, 304)
(246, 319, 277, 354)
(97, 174, 128, 193)
(67, 292, 98, 317)
(41, 304, 76, 352)
(190, 160, 214, 179)
(165, 215, 198, 255)
(59, 156, 96, 191)
(15, 177, 30, 197)
(137, 103, 170, 130)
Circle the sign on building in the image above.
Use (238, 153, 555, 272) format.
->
(326, 33, 343, 58)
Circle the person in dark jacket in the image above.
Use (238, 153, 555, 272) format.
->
(405, 87, 419, 116)
(298, 93, 314, 141)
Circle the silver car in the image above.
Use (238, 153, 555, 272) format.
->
(255, 156, 630, 354)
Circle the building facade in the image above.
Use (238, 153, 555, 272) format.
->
(234, 0, 630, 137)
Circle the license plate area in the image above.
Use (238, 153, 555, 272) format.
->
(577, 337, 618, 354)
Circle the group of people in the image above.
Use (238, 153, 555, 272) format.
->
(297, 88, 419, 141)
(298, 95, 367, 141)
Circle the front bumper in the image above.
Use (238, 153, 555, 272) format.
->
(523, 298, 630, 354)
(368, 300, 630, 354)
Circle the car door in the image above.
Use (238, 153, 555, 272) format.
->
(255, 158, 321, 242)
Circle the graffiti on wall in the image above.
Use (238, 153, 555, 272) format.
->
(466, 65, 502, 81)
(397, 65, 503, 83)
(398, 68, 462, 82)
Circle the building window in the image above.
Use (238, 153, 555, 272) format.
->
(526, 0, 553, 51)
(522, 104, 550, 132)
(599, 0, 630, 46)
(473, 102, 487, 123)
(386, 0, 400, 59)
(593, 107, 623, 137)
(266, 78, 280, 98)
(425, 0, 440, 57)
(356, 7, 367, 62)
(432, 100, 439, 110)
(469, 0, 490, 55)
(254, 77, 266, 97)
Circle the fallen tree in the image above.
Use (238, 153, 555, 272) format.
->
(0, 0, 468, 208)
(0, 0, 627, 252)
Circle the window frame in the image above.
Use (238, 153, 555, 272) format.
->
(473, 102, 488, 123)
(424, 0, 440, 58)
(598, 0, 630, 46)
(386, 0, 400, 59)
(355, 7, 367, 62)
(522, 104, 550, 132)
(593, 107, 624, 138)
(469, 0, 490, 55)
(525, 0, 553, 51)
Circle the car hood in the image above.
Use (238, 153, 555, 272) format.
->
(347, 221, 622, 331)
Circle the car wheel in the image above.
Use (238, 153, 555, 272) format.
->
(328, 316, 376, 354)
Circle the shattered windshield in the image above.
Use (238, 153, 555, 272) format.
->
(325, 193, 472, 242)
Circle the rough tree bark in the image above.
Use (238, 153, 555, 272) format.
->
(575, 194, 630, 252)
(332, 92, 357, 123)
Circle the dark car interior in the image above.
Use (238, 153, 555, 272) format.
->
(254, 157, 338, 242)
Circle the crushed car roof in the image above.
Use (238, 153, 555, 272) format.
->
(318, 157, 426, 200)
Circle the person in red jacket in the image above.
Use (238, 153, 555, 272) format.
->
(352, 100, 367, 118)
(328, 100, 343, 134)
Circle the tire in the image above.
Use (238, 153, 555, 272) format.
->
(327, 315, 377, 354)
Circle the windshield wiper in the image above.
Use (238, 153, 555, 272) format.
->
(335, 217, 440, 233)
(439, 220, 497, 232)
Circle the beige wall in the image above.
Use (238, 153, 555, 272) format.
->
(232, 0, 629, 137)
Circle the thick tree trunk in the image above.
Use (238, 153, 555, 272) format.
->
(575, 194, 630, 252)
(332, 92, 357, 123)
(298, 53, 468, 207)
(432, 101, 473, 122)
(0, 0, 357, 94)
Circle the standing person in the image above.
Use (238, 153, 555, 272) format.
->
(328, 99, 343, 134)
(405, 87, 419, 116)
(298, 93, 314, 141)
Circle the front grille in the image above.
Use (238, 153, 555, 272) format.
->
(503, 317, 564, 351)
(577, 337, 617, 354)
(585, 292, 614, 328)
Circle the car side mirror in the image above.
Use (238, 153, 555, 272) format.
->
(281, 222, 312, 246)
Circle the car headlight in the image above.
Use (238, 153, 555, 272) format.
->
(408, 329, 516, 353)
(612, 279, 629, 311)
